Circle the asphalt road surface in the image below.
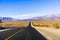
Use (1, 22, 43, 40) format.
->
(0, 22, 47, 40)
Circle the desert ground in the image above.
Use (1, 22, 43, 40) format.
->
(0, 20, 60, 40)
(1, 20, 60, 29)
(32, 20, 60, 29)
(0, 21, 29, 28)
(32, 20, 60, 40)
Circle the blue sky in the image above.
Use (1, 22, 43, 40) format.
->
(0, 0, 60, 19)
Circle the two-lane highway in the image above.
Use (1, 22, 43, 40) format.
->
(0, 22, 47, 40)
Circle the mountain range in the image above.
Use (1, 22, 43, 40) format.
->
(0, 17, 18, 21)
(0, 14, 60, 21)
(26, 14, 60, 20)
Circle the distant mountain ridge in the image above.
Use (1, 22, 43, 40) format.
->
(0, 17, 17, 21)
(41, 14, 60, 20)
(26, 14, 60, 20)
(0, 14, 60, 21)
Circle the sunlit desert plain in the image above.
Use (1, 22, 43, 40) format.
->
(1, 20, 60, 29)
(0, 21, 29, 28)
(32, 20, 60, 29)
(32, 20, 60, 40)
(0, 20, 60, 40)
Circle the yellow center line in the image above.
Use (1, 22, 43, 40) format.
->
(5, 29, 23, 40)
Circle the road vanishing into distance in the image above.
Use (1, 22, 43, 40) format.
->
(0, 22, 47, 40)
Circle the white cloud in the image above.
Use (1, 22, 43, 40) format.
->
(13, 13, 41, 19)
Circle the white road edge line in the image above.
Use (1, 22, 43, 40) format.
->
(0, 29, 10, 32)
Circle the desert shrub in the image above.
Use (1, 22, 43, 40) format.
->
(44, 25, 49, 27)
(32, 22, 37, 27)
(32, 22, 49, 27)
(0, 20, 3, 27)
(0, 27, 5, 29)
(6, 24, 11, 27)
(33, 24, 40, 27)
(40, 25, 44, 27)
(0, 24, 2, 27)
(53, 23, 60, 29)
(40, 24, 49, 27)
